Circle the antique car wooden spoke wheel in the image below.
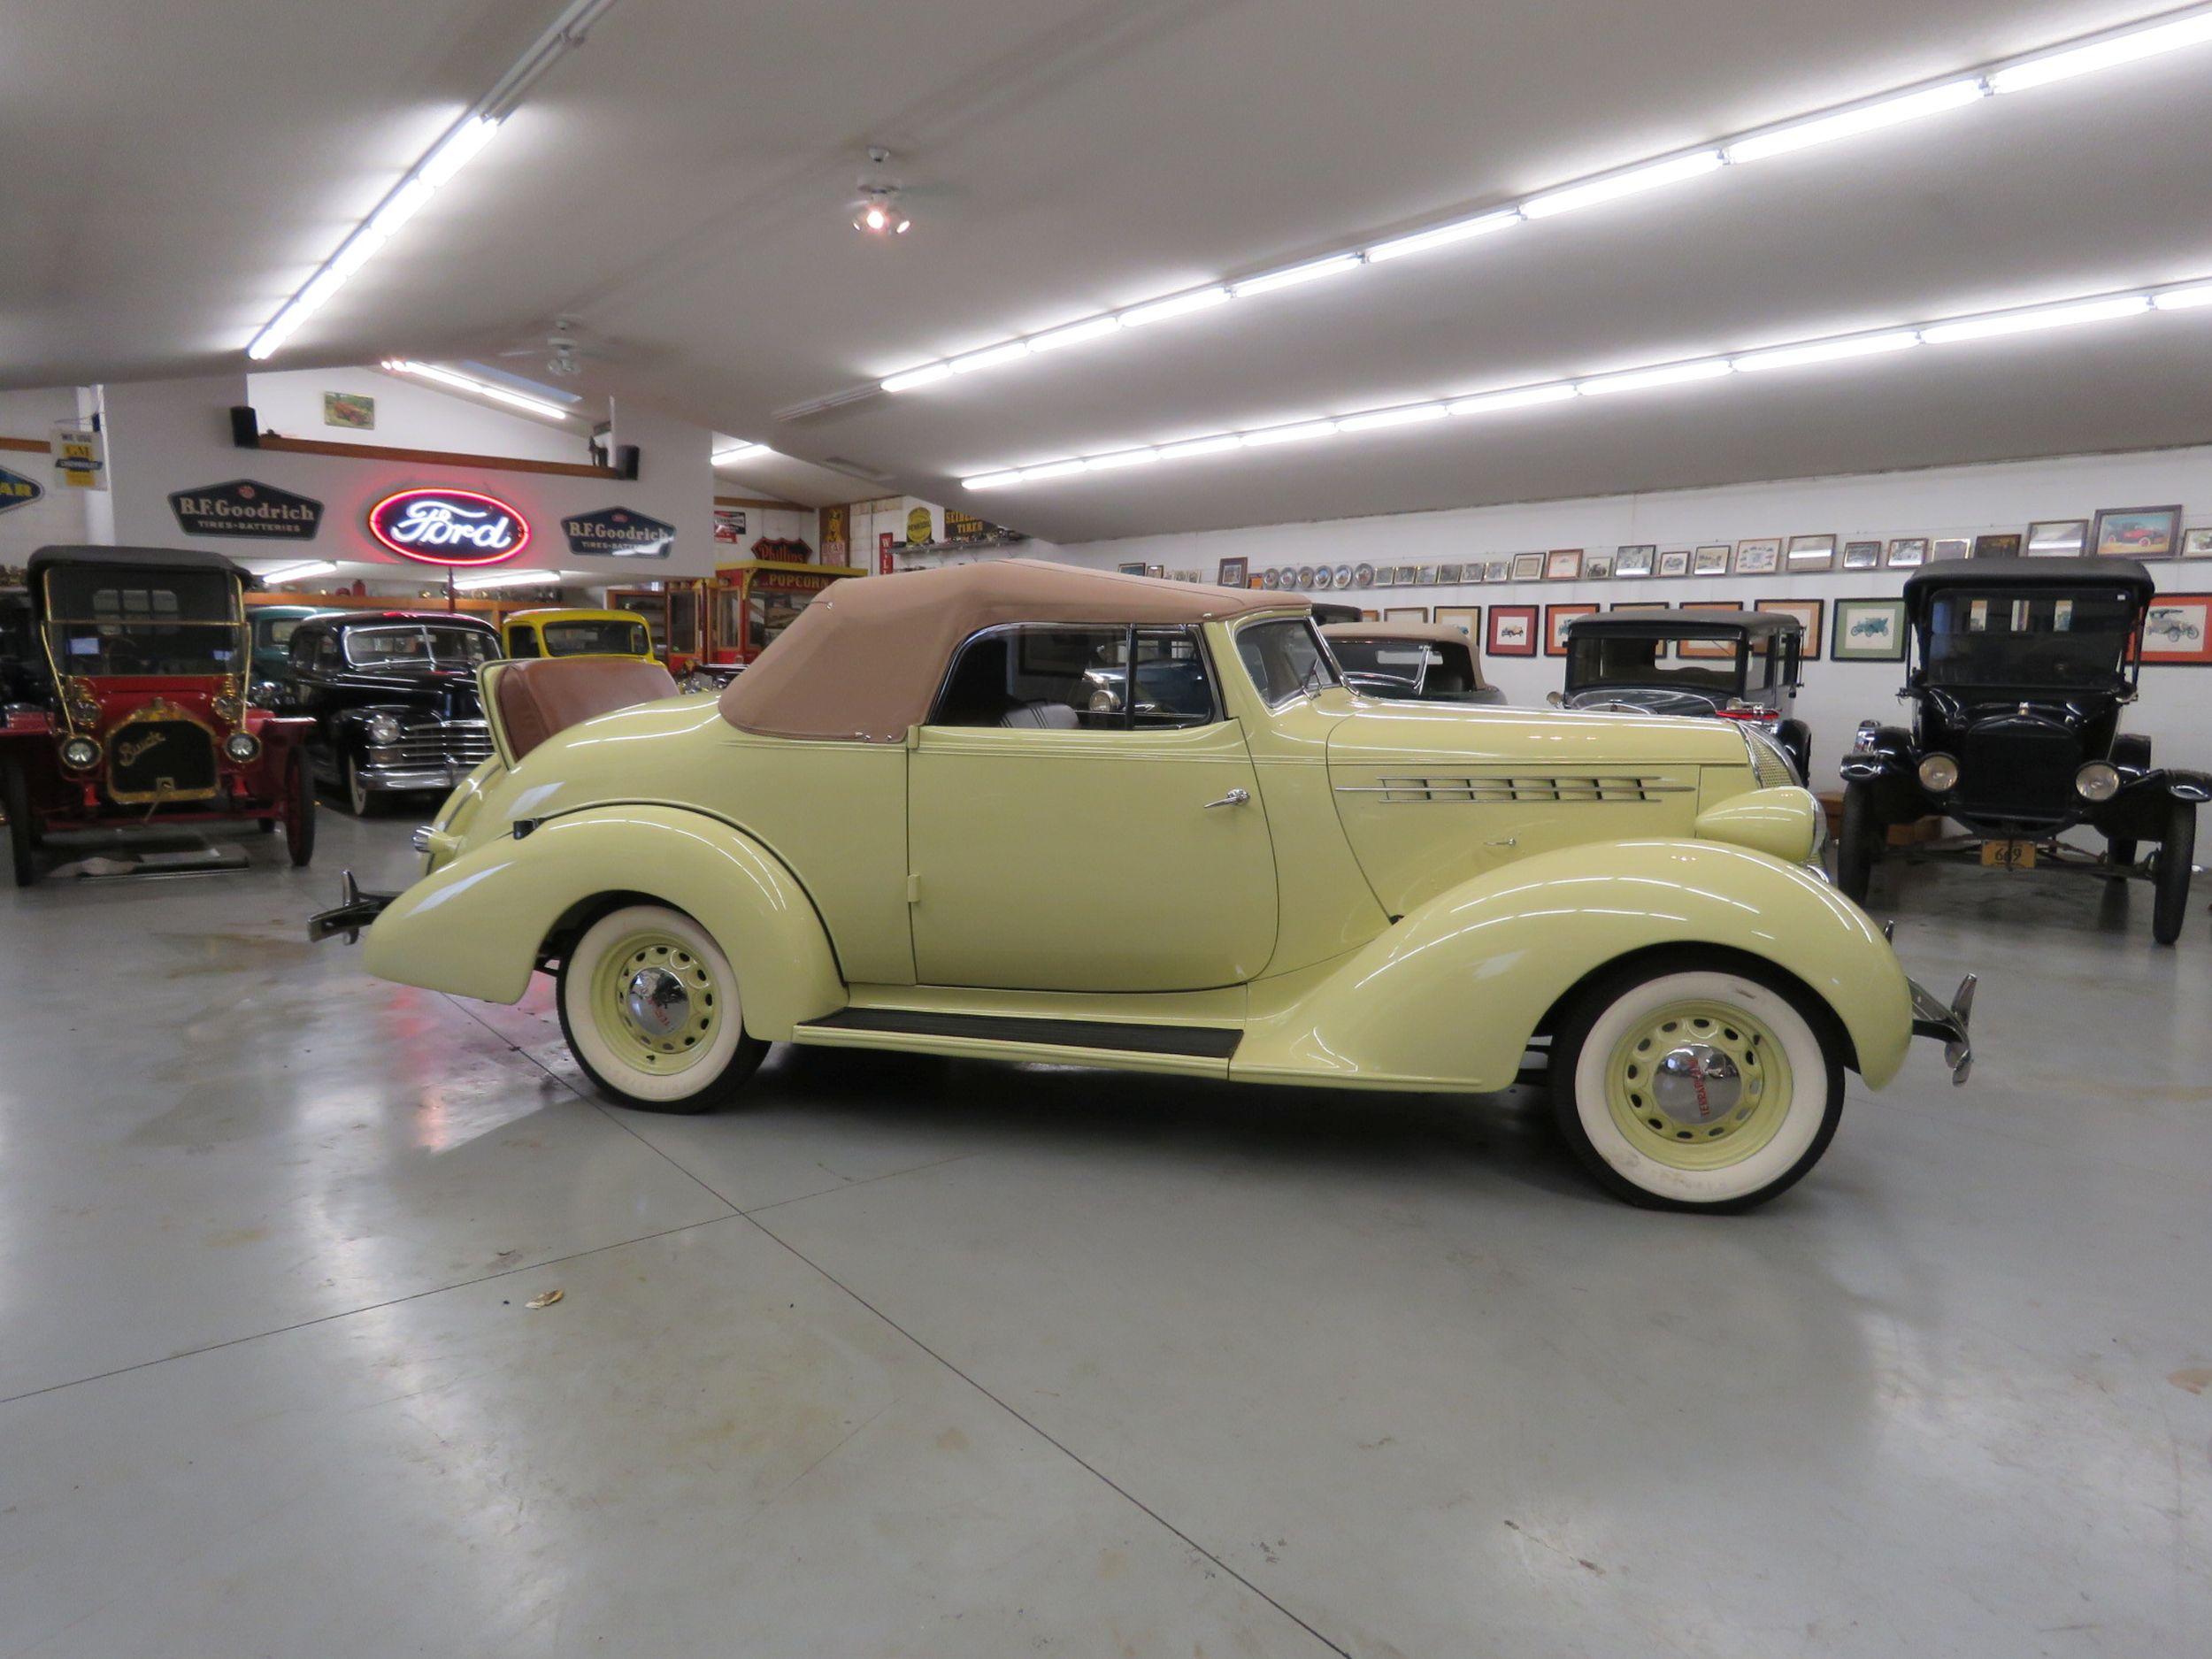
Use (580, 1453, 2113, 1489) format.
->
(556, 903, 766, 1112)
(1554, 962, 1843, 1211)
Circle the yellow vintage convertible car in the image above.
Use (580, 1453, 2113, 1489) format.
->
(314, 562, 1972, 1211)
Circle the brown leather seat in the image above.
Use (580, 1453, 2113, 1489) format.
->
(493, 657, 678, 761)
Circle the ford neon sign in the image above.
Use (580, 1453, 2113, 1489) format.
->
(366, 487, 532, 566)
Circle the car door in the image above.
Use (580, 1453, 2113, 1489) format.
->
(908, 622, 1277, 992)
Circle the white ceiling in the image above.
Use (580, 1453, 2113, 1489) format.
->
(7, 1, 2212, 541)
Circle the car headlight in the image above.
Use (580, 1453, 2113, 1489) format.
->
(60, 735, 100, 771)
(1916, 753, 1959, 793)
(2075, 761, 2121, 803)
(211, 695, 244, 724)
(365, 713, 403, 745)
(69, 698, 99, 728)
(224, 732, 261, 764)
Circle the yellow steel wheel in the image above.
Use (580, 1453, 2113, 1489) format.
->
(1602, 999, 1793, 1172)
(558, 903, 764, 1112)
(588, 927, 725, 1078)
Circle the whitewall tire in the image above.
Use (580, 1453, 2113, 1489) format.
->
(557, 903, 767, 1113)
(1550, 962, 1844, 1212)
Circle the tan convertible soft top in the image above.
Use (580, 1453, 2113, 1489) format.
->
(718, 558, 1305, 741)
(1321, 621, 1479, 649)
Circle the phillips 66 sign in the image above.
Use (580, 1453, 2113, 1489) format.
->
(366, 487, 532, 566)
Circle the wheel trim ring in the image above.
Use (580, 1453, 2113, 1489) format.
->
(1603, 999, 1794, 1171)
(588, 930, 723, 1077)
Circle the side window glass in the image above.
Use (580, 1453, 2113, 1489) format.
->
(1127, 626, 1216, 728)
(932, 625, 1217, 731)
(317, 635, 341, 671)
(1236, 618, 1340, 707)
(509, 629, 541, 658)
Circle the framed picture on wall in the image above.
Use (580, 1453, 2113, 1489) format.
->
(1755, 596, 1825, 660)
(1930, 537, 1971, 563)
(1972, 533, 2023, 559)
(1417, 565, 1438, 584)
(2183, 528, 2212, 559)
(1833, 597, 1908, 661)
(1545, 548, 1584, 580)
(1732, 541, 1780, 576)
(1886, 537, 1930, 567)
(1486, 605, 1538, 657)
(1611, 599, 1670, 611)
(1118, 561, 1147, 575)
(1584, 550, 1616, 580)
(1437, 563, 1463, 583)
(1435, 604, 1481, 638)
(1395, 565, 1419, 585)
(2026, 518, 2089, 557)
(2093, 504, 2181, 559)
(2141, 594, 2212, 664)
(1510, 552, 1545, 581)
(1545, 602, 1598, 655)
(1385, 605, 1429, 624)
(1678, 599, 1744, 658)
(1657, 549, 1693, 577)
(1693, 544, 1732, 576)
(1842, 540, 1883, 571)
(1217, 557, 1248, 587)
(1485, 558, 1511, 582)
(1372, 566, 1397, 587)
(1786, 534, 1836, 572)
(1615, 544, 1656, 578)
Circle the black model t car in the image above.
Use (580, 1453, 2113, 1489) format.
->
(1557, 608, 1811, 780)
(1835, 557, 2206, 942)
(1321, 621, 1505, 705)
(270, 611, 502, 816)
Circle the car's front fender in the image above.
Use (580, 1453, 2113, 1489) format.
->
(362, 805, 846, 1039)
(1235, 839, 1914, 1093)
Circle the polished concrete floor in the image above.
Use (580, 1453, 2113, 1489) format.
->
(2, 810, 2207, 1657)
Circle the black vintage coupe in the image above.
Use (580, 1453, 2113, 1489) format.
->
(1557, 608, 1811, 780)
(268, 611, 502, 816)
(1835, 557, 2207, 942)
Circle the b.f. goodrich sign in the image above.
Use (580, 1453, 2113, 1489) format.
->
(169, 479, 324, 539)
(562, 506, 676, 558)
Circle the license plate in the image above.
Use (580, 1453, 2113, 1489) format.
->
(1980, 838, 2038, 870)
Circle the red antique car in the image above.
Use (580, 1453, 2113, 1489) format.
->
(0, 544, 317, 885)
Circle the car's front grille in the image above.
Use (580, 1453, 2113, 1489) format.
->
(1957, 724, 2076, 820)
(106, 717, 219, 803)
(391, 719, 493, 768)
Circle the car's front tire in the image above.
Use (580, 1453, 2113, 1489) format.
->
(343, 751, 377, 818)
(1836, 779, 1878, 904)
(283, 754, 316, 868)
(1549, 959, 1846, 1212)
(557, 902, 767, 1112)
(2152, 798, 2195, 946)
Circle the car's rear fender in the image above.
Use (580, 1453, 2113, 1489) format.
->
(362, 804, 846, 1039)
(1235, 839, 1913, 1093)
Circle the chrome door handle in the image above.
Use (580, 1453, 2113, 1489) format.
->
(1204, 788, 1251, 810)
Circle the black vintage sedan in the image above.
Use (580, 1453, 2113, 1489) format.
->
(268, 611, 502, 815)
(1836, 557, 2207, 942)
(1557, 608, 1810, 781)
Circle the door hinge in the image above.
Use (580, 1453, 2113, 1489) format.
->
(906, 873, 920, 904)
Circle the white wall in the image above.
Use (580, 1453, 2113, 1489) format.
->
(1039, 445, 2212, 765)
(246, 367, 584, 464)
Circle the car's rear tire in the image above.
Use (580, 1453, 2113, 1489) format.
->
(1836, 779, 1878, 904)
(343, 750, 377, 818)
(2152, 798, 2195, 946)
(284, 754, 316, 868)
(4, 762, 37, 888)
(557, 902, 768, 1113)
(1549, 958, 1847, 1211)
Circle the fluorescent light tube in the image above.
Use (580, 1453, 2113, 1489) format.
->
(453, 567, 556, 590)
(1156, 434, 1246, 460)
(1084, 448, 1160, 470)
(881, 362, 953, 393)
(418, 116, 501, 187)
(1990, 12, 2212, 94)
(2153, 282, 2212, 311)
(1521, 150, 1724, 219)
(1578, 358, 1734, 396)
(1365, 210, 1521, 263)
(1019, 459, 1090, 481)
(1732, 330, 1922, 371)
(1027, 316, 1123, 353)
(1447, 384, 1579, 417)
(1336, 403, 1450, 433)
(1231, 254, 1363, 297)
(950, 341, 1031, 374)
(1240, 419, 1339, 447)
(713, 443, 773, 465)
(1920, 295, 2150, 343)
(385, 359, 572, 419)
(963, 470, 1025, 490)
(1118, 287, 1233, 327)
(261, 560, 339, 583)
(1725, 80, 1986, 164)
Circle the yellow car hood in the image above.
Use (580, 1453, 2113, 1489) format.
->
(1325, 701, 1754, 769)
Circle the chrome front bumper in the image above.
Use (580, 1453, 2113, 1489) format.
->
(1906, 972, 1977, 1085)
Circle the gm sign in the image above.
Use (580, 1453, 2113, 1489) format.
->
(366, 487, 532, 566)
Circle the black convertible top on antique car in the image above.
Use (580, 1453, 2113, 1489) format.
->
(1836, 556, 2206, 942)
(1559, 607, 1811, 781)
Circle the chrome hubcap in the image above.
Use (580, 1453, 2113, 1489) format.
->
(621, 966, 691, 1041)
(1649, 1041, 1742, 1128)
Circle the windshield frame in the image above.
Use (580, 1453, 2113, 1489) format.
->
(1909, 585, 2142, 694)
(1233, 614, 1342, 710)
(39, 564, 247, 680)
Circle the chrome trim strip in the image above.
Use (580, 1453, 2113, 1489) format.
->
(1333, 774, 1694, 803)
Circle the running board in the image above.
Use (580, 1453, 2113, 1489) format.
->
(792, 1006, 1241, 1064)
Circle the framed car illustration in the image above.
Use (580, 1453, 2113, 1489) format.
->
(2092, 504, 2180, 559)
(1544, 602, 1597, 655)
(2139, 594, 2212, 664)
(1833, 598, 1908, 661)
(1486, 604, 1538, 657)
